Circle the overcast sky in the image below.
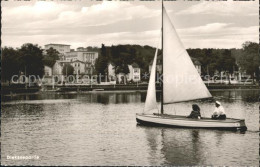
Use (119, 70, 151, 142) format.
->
(2, 0, 259, 49)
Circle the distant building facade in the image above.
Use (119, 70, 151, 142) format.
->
(52, 60, 93, 75)
(108, 63, 141, 83)
(44, 65, 52, 76)
(71, 60, 93, 75)
(127, 63, 141, 82)
(64, 47, 98, 65)
(52, 60, 70, 75)
(44, 44, 71, 55)
(108, 63, 116, 81)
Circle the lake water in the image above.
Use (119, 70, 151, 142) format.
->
(1, 89, 259, 166)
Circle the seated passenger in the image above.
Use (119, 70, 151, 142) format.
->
(211, 101, 226, 120)
(187, 104, 201, 119)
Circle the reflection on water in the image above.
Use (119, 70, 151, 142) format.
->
(1, 90, 259, 166)
(2, 91, 144, 104)
(2, 89, 259, 104)
(142, 126, 259, 166)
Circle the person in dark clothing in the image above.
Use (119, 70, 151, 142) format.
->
(187, 104, 201, 119)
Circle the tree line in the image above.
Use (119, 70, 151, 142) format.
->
(95, 41, 259, 82)
(95, 44, 160, 75)
(1, 43, 60, 85)
(2, 44, 44, 85)
(1, 41, 259, 85)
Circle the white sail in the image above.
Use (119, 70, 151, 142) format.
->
(163, 7, 212, 104)
(144, 49, 158, 112)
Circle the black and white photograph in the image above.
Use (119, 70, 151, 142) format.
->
(1, 0, 259, 166)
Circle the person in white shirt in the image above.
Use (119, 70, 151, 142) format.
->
(211, 101, 226, 120)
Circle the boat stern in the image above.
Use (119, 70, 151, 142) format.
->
(238, 119, 247, 131)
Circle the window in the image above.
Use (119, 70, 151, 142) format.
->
(134, 76, 139, 79)
(134, 69, 138, 73)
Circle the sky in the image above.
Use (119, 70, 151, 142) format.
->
(2, 0, 259, 49)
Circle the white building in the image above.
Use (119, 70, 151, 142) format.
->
(52, 60, 70, 75)
(52, 60, 93, 75)
(64, 47, 98, 65)
(71, 60, 92, 75)
(44, 44, 71, 55)
(108, 63, 141, 83)
(108, 63, 116, 81)
(44, 65, 52, 76)
(127, 63, 141, 82)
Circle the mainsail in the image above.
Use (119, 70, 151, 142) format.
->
(162, 7, 212, 104)
(144, 49, 158, 112)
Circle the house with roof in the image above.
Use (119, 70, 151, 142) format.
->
(44, 65, 52, 77)
(127, 63, 141, 82)
(108, 62, 141, 83)
(52, 60, 70, 76)
(42, 65, 53, 85)
(64, 47, 98, 66)
(71, 60, 93, 75)
(52, 60, 93, 76)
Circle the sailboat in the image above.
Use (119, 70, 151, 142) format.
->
(136, 2, 247, 131)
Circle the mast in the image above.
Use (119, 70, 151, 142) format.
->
(161, 0, 164, 114)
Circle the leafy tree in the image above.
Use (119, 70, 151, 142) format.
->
(237, 41, 259, 83)
(86, 46, 100, 52)
(43, 47, 60, 67)
(19, 43, 44, 78)
(62, 64, 74, 76)
(95, 44, 108, 82)
(218, 49, 237, 84)
(95, 56, 108, 74)
(100, 44, 157, 77)
(221, 49, 236, 73)
(187, 48, 237, 78)
(1, 47, 20, 85)
(207, 63, 217, 76)
(110, 45, 120, 73)
(111, 45, 135, 74)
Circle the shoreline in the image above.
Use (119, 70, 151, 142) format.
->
(1, 84, 260, 96)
